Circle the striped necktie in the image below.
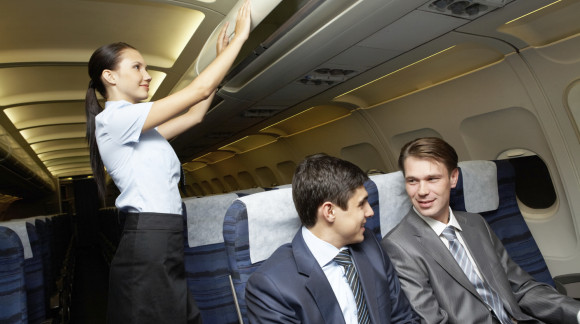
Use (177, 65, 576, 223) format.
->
(441, 226, 512, 324)
(334, 249, 371, 324)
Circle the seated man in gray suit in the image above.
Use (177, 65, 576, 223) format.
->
(246, 153, 420, 324)
(382, 137, 580, 324)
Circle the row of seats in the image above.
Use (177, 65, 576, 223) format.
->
(0, 213, 74, 324)
(96, 157, 560, 324)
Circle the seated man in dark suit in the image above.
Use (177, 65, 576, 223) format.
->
(382, 137, 580, 324)
(246, 153, 419, 324)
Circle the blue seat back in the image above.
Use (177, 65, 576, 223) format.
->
(23, 222, 46, 324)
(33, 218, 52, 312)
(367, 172, 412, 238)
(183, 194, 242, 324)
(0, 226, 28, 324)
(223, 186, 382, 323)
(450, 159, 555, 286)
(223, 188, 298, 323)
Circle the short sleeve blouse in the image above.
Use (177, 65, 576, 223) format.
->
(95, 100, 182, 214)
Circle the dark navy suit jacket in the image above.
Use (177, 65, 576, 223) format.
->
(245, 228, 420, 324)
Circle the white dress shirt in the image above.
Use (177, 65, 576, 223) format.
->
(302, 226, 359, 324)
(415, 207, 484, 279)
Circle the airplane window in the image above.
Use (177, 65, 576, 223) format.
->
(201, 181, 214, 195)
(255, 167, 278, 187)
(508, 155, 557, 210)
(341, 142, 387, 174)
(211, 178, 226, 193)
(192, 183, 204, 197)
(276, 161, 297, 184)
(238, 171, 258, 188)
(224, 175, 240, 192)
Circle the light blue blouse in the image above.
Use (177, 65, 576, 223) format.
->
(95, 100, 182, 214)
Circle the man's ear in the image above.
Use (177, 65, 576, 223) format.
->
(102, 69, 116, 85)
(320, 201, 335, 223)
(450, 167, 459, 188)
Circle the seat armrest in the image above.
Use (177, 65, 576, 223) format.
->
(554, 273, 580, 300)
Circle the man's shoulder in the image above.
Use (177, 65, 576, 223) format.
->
(453, 210, 488, 227)
(383, 210, 415, 241)
(253, 243, 297, 275)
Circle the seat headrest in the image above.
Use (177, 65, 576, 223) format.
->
(183, 193, 239, 247)
(234, 187, 265, 196)
(243, 188, 300, 264)
(1, 221, 33, 259)
(458, 161, 499, 213)
(369, 171, 412, 237)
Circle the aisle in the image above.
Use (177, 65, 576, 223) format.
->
(70, 246, 109, 323)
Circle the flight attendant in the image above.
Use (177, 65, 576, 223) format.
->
(84, 2, 251, 323)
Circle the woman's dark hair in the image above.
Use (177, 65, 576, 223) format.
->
(292, 153, 368, 227)
(85, 42, 136, 200)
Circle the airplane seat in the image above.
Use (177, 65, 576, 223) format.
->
(363, 178, 387, 241)
(23, 221, 46, 324)
(51, 214, 72, 274)
(234, 188, 265, 196)
(0, 225, 28, 324)
(263, 184, 292, 190)
(182, 194, 243, 324)
(43, 216, 57, 298)
(33, 217, 52, 314)
(223, 188, 299, 323)
(223, 186, 383, 323)
(449, 159, 556, 287)
(367, 172, 412, 238)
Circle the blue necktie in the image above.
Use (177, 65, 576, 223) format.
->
(441, 226, 512, 324)
(334, 249, 371, 324)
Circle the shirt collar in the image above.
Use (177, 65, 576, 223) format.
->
(301, 226, 342, 268)
(413, 207, 463, 236)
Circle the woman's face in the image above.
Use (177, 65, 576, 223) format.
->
(106, 48, 152, 103)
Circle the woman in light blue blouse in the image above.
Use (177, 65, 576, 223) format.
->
(84, 2, 251, 323)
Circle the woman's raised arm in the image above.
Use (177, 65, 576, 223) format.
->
(144, 0, 251, 134)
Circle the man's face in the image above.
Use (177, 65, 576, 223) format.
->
(403, 156, 458, 224)
(331, 186, 374, 247)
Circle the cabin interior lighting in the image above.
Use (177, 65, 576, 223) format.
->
(0, 194, 21, 204)
(192, 151, 235, 164)
(166, 11, 205, 66)
(498, 0, 578, 47)
(182, 161, 207, 172)
(336, 46, 455, 99)
(218, 134, 278, 154)
(260, 105, 352, 137)
(504, 0, 562, 25)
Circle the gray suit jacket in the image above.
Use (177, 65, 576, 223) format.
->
(381, 209, 580, 324)
(246, 229, 420, 324)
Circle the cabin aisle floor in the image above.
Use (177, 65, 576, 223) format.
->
(71, 246, 109, 323)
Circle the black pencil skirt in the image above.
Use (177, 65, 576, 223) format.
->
(106, 212, 201, 324)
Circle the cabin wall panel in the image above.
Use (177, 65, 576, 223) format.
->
(361, 53, 579, 275)
(512, 35, 580, 275)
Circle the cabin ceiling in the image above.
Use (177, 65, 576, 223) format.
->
(0, 0, 575, 198)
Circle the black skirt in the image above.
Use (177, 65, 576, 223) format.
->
(107, 212, 201, 323)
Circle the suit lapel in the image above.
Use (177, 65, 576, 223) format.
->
(406, 211, 481, 300)
(293, 231, 346, 324)
(350, 242, 380, 324)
